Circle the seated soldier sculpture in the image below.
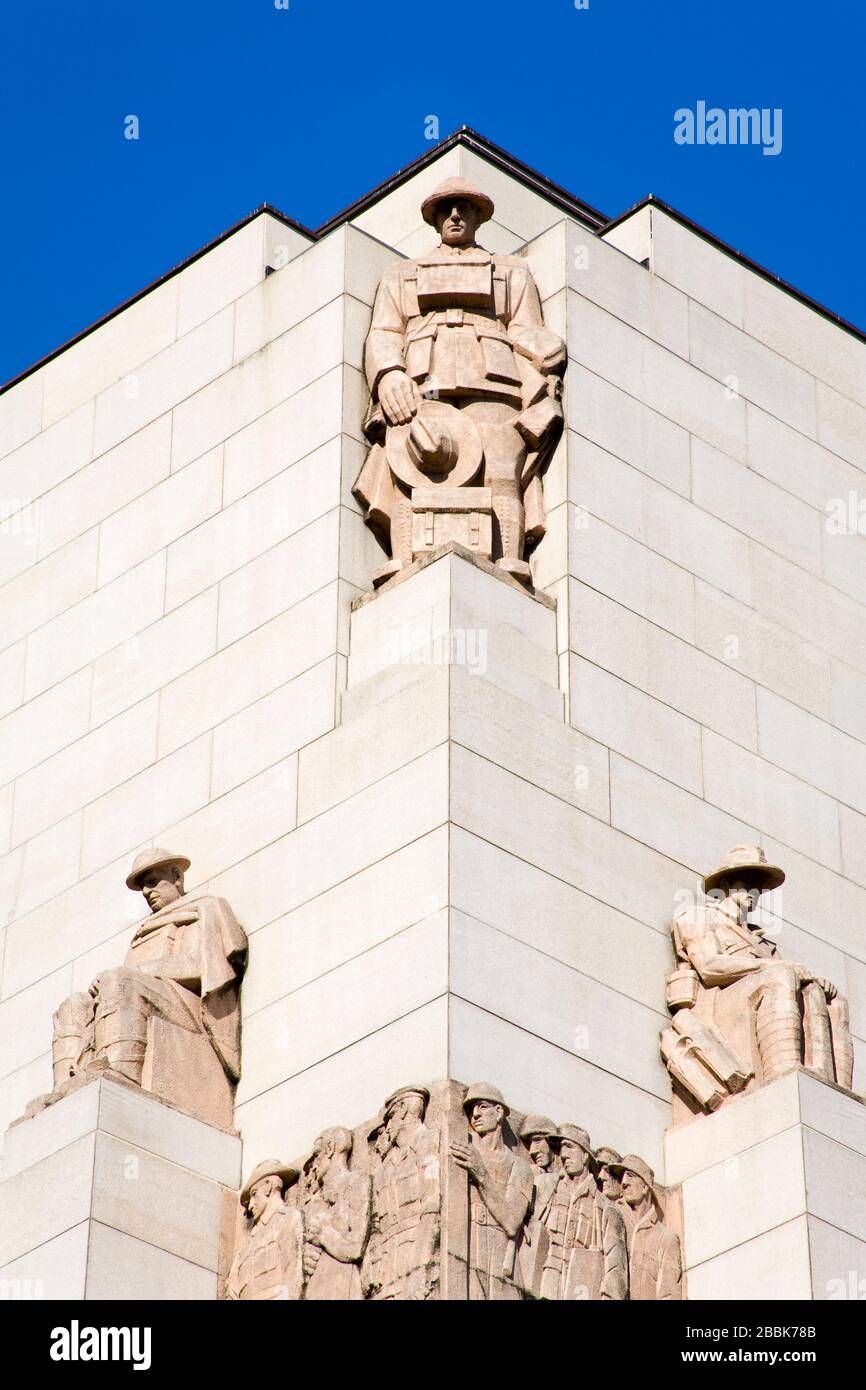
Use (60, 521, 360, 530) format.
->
(661, 845, 854, 1117)
(28, 848, 247, 1130)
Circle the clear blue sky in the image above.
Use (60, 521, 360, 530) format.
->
(2, 0, 864, 387)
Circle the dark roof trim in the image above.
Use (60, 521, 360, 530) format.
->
(0, 128, 608, 398)
(602, 194, 866, 346)
(314, 127, 609, 237)
(0, 204, 314, 398)
(3, 130, 864, 396)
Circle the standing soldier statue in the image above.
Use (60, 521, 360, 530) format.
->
(354, 177, 566, 587)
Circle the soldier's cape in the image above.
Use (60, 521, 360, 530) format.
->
(127, 891, 248, 1080)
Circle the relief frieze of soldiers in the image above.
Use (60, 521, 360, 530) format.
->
(221, 1080, 684, 1301)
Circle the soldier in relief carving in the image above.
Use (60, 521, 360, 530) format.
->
(450, 1082, 533, 1300)
(611, 1155, 683, 1301)
(518, 1113, 560, 1299)
(36, 849, 247, 1128)
(518, 1114, 561, 1211)
(302, 1126, 372, 1300)
(225, 1159, 305, 1301)
(354, 176, 566, 587)
(366, 1084, 441, 1300)
(538, 1125, 628, 1301)
(594, 1145, 624, 1201)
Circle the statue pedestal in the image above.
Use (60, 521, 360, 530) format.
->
(238, 543, 671, 1178)
(0, 1078, 240, 1299)
(665, 1069, 866, 1299)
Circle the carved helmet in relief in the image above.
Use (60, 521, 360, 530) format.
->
(594, 1145, 623, 1168)
(608, 1154, 664, 1212)
(462, 1081, 509, 1116)
(518, 1114, 559, 1141)
(556, 1124, 596, 1163)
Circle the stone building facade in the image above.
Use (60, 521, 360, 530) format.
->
(1, 130, 866, 1300)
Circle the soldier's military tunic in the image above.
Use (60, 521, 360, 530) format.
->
(370, 1122, 440, 1299)
(539, 1172, 628, 1301)
(225, 1203, 304, 1301)
(355, 243, 565, 560)
(467, 1142, 534, 1301)
(620, 1204, 683, 1301)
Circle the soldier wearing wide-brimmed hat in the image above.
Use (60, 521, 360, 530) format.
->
(537, 1124, 628, 1302)
(354, 173, 566, 588)
(663, 845, 853, 1112)
(38, 847, 247, 1130)
(450, 1082, 533, 1299)
(226, 1159, 304, 1301)
(609, 1155, 682, 1301)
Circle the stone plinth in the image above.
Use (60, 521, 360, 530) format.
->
(665, 1069, 866, 1299)
(0, 1078, 241, 1299)
(235, 546, 671, 1177)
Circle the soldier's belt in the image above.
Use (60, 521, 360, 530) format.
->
(406, 310, 507, 337)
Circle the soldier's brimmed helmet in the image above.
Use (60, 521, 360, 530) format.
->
(703, 844, 785, 896)
(518, 1114, 559, 1142)
(556, 1124, 596, 1166)
(421, 176, 495, 227)
(125, 847, 191, 891)
(594, 1145, 622, 1168)
(608, 1154, 663, 1212)
(240, 1158, 299, 1209)
(462, 1082, 509, 1116)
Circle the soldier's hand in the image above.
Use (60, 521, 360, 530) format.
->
(379, 370, 420, 425)
(450, 1141, 486, 1184)
(302, 1244, 321, 1278)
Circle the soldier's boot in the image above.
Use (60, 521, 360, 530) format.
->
(373, 486, 413, 588)
(391, 486, 414, 566)
(492, 483, 530, 584)
(802, 981, 835, 1082)
(829, 994, 855, 1089)
(755, 982, 802, 1082)
(51, 992, 94, 1088)
(93, 972, 148, 1085)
